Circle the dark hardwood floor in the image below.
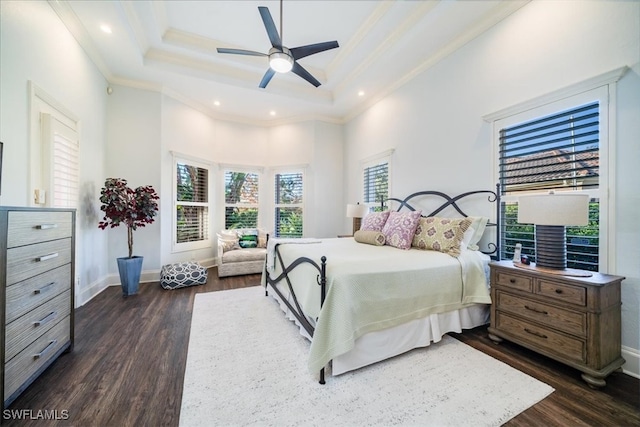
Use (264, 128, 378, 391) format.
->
(4, 269, 639, 426)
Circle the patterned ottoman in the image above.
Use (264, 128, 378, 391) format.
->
(160, 262, 208, 290)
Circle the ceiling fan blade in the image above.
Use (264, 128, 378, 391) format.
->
(291, 62, 321, 87)
(217, 48, 267, 57)
(258, 6, 282, 49)
(259, 68, 276, 89)
(290, 41, 339, 60)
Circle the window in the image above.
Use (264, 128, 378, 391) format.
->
(29, 82, 80, 209)
(362, 150, 392, 212)
(496, 91, 608, 272)
(224, 171, 259, 229)
(274, 171, 303, 237)
(41, 113, 79, 208)
(174, 156, 210, 251)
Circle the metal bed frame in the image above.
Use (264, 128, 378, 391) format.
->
(264, 185, 501, 384)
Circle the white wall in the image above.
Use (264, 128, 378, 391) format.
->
(345, 0, 640, 371)
(105, 86, 162, 273)
(0, 0, 109, 306)
(159, 96, 345, 266)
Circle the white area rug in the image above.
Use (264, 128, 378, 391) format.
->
(180, 286, 553, 426)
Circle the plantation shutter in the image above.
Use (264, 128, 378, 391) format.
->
(363, 161, 388, 210)
(499, 102, 600, 271)
(275, 172, 303, 237)
(176, 163, 209, 243)
(41, 113, 79, 208)
(224, 171, 259, 229)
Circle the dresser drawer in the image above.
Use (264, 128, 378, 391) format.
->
(5, 290, 71, 362)
(496, 291, 586, 336)
(6, 239, 72, 286)
(4, 316, 70, 400)
(536, 279, 586, 307)
(495, 312, 585, 363)
(5, 265, 71, 324)
(495, 270, 533, 292)
(7, 211, 73, 249)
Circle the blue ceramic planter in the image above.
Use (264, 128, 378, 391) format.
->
(117, 256, 144, 296)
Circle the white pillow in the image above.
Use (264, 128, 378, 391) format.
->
(462, 217, 489, 251)
(218, 230, 239, 240)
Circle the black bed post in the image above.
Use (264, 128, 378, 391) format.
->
(319, 256, 327, 385)
(495, 183, 501, 261)
(264, 234, 270, 296)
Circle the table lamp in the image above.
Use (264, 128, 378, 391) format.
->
(517, 191, 589, 273)
(346, 203, 368, 235)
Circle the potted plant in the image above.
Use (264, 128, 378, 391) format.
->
(98, 178, 159, 296)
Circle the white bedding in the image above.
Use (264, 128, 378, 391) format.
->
(262, 237, 492, 374)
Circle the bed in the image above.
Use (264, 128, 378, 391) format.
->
(262, 188, 501, 383)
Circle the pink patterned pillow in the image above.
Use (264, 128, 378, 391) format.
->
(360, 211, 390, 232)
(382, 210, 423, 249)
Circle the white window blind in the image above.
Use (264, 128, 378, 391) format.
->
(274, 171, 303, 237)
(175, 160, 209, 248)
(224, 171, 259, 229)
(41, 113, 79, 208)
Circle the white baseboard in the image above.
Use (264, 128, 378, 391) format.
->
(622, 345, 640, 379)
(75, 275, 111, 307)
(75, 259, 218, 307)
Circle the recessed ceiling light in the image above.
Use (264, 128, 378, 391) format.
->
(100, 24, 112, 34)
(358, 90, 365, 97)
(270, 111, 276, 116)
(213, 100, 221, 106)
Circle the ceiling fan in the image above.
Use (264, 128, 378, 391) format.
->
(217, 0, 339, 88)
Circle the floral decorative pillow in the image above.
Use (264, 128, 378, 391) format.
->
(360, 211, 390, 232)
(381, 210, 423, 250)
(412, 217, 472, 257)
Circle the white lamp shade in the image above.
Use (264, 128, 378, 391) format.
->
(346, 203, 368, 218)
(518, 193, 589, 226)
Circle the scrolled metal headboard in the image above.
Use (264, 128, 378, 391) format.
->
(383, 184, 501, 259)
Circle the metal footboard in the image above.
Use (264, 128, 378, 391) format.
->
(264, 245, 327, 383)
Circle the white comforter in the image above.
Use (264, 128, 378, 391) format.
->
(262, 238, 491, 373)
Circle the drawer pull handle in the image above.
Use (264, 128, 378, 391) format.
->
(509, 279, 516, 284)
(36, 252, 59, 262)
(33, 340, 57, 360)
(33, 311, 57, 327)
(555, 289, 563, 294)
(524, 305, 548, 315)
(36, 224, 58, 230)
(524, 328, 548, 339)
(34, 282, 56, 295)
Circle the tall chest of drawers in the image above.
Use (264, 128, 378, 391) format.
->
(0, 207, 75, 408)
(487, 260, 624, 388)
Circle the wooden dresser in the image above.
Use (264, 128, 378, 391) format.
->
(0, 207, 75, 408)
(488, 260, 625, 388)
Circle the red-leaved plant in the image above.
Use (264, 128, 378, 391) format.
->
(98, 178, 159, 258)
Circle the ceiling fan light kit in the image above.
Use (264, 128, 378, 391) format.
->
(217, 1, 339, 88)
(269, 47, 293, 73)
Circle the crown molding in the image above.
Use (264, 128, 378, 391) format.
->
(325, 1, 393, 78)
(343, 0, 530, 123)
(119, 0, 149, 56)
(334, 0, 440, 96)
(47, 0, 112, 81)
